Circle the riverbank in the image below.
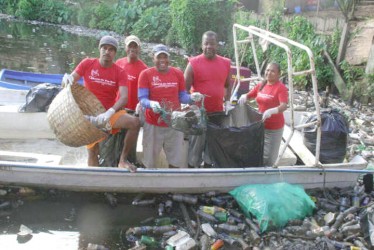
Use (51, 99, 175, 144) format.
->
(0, 13, 186, 56)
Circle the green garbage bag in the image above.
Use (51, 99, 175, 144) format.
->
(229, 182, 315, 232)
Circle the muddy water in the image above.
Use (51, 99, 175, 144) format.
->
(0, 19, 186, 74)
(0, 191, 156, 249)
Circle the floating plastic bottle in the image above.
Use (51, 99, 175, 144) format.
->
(228, 209, 244, 219)
(165, 200, 173, 213)
(214, 212, 228, 223)
(244, 218, 260, 234)
(215, 224, 240, 233)
(132, 198, 156, 206)
(199, 206, 226, 215)
(196, 210, 218, 223)
(153, 225, 177, 234)
(201, 223, 217, 237)
(139, 235, 159, 248)
(126, 226, 153, 235)
(200, 234, 210, 250)
(155, 217, 175, 226)
(158, 203, 165, 216)
(172, 194, 197, 205)
(211, 239, 224, 250)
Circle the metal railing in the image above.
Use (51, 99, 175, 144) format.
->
(231, 24, 322, 168)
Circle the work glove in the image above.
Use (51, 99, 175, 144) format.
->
(238, 94, 248, 105)
(262, 107, 278, 121)
(150, 101, 162, 113)
(96, 107, 116, 125)
(61, 73, 74, 88)
(190, 92, 203, 102)
(224, 100, 235, 115)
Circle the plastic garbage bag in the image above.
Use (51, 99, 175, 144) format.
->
(206, 105, 264, 168)
(171, 105, 207, 135)
(19, 83, 61, 112)
(229, 182, 315, 232)
(303, 109, 349, 163)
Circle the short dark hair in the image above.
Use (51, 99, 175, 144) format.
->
(202, 31, 217, 40)
(268, 62, 281, 73)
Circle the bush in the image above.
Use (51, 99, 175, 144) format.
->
(132, 5, 171, 43)
(170, 0, 235, 54)
(88, 3, 114, 30)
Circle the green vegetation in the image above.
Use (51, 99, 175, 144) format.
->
(170, 0, 235, 53)
(0, 0, 371, 100)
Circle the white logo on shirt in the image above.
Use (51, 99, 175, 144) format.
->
(91, 69, 99, 78)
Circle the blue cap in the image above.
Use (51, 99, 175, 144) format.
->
(153, 44, 170, 56)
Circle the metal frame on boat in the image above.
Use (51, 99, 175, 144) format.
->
(0, 25, 370, 193)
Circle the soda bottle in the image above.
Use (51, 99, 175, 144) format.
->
(139, 235, 159, 248)
(228, 209, 244, 219)
(153, 225, 177, 234)
(211, 239, 224, 250)
(132, 198, 156, 206)
(199, 206, 226, 215)
(214, 212, 228, 223)
(154, 217, 175, 226)
(87, 243, 109, 250)
(200, 234, 210, 250)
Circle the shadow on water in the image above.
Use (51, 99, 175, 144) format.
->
(0, 19, 187, 74)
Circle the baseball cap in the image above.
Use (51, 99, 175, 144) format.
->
(153, 44, 170, 56)
(125, 35, 141, 47)
(98, 35, 118, 51)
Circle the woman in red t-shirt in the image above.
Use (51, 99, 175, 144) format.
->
(238, 62, 288, 166)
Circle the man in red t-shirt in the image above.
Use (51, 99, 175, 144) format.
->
(68, 35, 140, 172)
(138, 44, 203, 168)
(116, 35, 147, 112)
(184, 31, 231, 168)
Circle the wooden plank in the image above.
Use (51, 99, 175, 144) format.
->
(283, 125, 320, 166)
(278, 141, 297, 166)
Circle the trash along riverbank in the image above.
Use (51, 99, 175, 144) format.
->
(1, 174, 374, 250)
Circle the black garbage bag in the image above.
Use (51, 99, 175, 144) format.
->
(303, 109, 349, 164)
(19, 83, 61, 112)
(206, 105, 264, 168)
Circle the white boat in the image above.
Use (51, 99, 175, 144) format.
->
(0, 25, 369, 193)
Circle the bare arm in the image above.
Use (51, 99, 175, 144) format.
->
(71, 71, 80, 84)
(111, 86, 128, 111)
(184, 63, 194, 92)
(278, 102, 288, 113)
(224, 73, 231, 101)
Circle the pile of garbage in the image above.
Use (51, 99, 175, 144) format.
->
(292, 90, 374, 166)
(119, 176, 374, 250)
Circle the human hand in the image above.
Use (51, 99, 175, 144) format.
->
(150, 101, 161, 113)
(190, 92, 203, 102)
(262, 107, 278, 121)
(238, 94, 248, 105)
(61, 74, 74, 88)
(96, 108, 116, 125)
(224, 100, 235, 114)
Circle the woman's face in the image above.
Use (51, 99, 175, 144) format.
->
(265, 64, 280, 83)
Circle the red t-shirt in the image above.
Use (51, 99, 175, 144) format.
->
(74, 58, 127, 110)
(189, 54, 231, 112)
(248, 81, 288, 130)
(138, 67, 185, 127)
(116, 58, 147, 110)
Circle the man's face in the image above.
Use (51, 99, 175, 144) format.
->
(202, 35, 218, 59)
(99, 44, 116, 63)
(153, 53, 169, 72)
(126, 42, 140, 60)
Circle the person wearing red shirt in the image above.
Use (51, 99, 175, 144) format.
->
(184, 31, 231, 168)
(116, 35, 147, 111)
(138, 44, 202, 168)
(68, 35, 140, 172)
(238, 62, 288, 166)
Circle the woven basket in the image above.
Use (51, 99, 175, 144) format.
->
(47, 84, 107, 147)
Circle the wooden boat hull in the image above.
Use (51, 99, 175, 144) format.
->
(0, 160, 368, 193)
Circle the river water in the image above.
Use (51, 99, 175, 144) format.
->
(0, 19, 187, 250)
(0, 18, 186, 74)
